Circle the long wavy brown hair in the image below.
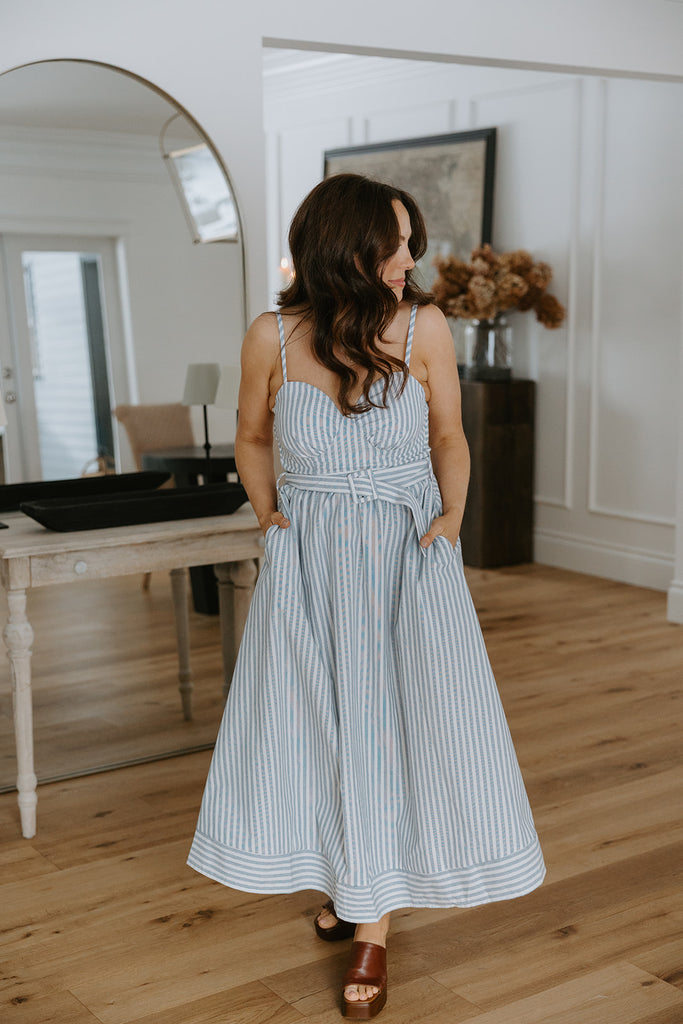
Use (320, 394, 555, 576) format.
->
(278, 173, 432, 416)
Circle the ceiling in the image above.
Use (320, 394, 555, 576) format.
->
(0, 61, 184, 136)
(262, 46, 431, 98)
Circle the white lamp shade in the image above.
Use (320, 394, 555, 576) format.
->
(182, 363, 221, 405)
(0, 392, 7, 428)
(214, 365, 241, 410)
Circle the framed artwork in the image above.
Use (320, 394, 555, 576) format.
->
(164, 142, 239, 244)
(324, 128, 496, 287)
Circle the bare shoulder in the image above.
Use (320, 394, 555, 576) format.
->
(241, 311, 280, 370)
(245, 311, 279, 346)
(414, 302, 451, 344)
(413, 302, 457, 366)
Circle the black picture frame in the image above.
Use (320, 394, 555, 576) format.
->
(324, 128, 496, 287)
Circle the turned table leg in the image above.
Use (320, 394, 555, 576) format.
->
(214, 560, 258, 700)
(169, 567, 193, 720)
(4, 588, 37, 839)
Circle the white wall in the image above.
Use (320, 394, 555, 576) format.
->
(2, 0, 682, 611)
(3, 0, 681, 326)
(261, 0, 683, 80)
(264, 56, 683, 592)
(0, 125, 243, 473)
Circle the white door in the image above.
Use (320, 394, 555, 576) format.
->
(0, 234, 130, 482)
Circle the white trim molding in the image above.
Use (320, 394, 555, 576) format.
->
(668, 261, 683, 623)
(535, 527, 675, 592)
(667, 581, 683, 624)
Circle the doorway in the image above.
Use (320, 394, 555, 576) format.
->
(0, 233, 128, 481)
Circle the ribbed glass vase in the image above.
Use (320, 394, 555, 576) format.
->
(462, 315, 512, 380)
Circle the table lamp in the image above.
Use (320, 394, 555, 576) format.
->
(182, 363, 221, 480)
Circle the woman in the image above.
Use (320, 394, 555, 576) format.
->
(188, 174, 545, 1019)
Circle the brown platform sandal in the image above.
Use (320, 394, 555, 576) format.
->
(341, 941, 387, 1019)
(314, 899, 357, 942)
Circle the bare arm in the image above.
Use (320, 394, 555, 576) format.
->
(235, 313, 290, 535)
(413, 305, 470, 549)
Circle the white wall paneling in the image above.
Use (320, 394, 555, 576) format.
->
(263, 51, 683, 595)
(588, 77, 683, 527)
(364, 100, 454, 144)
(470, 78, 581, 510)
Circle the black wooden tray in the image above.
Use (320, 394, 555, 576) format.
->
(0, 471, 171, 512)
(20, 482, 248, 532)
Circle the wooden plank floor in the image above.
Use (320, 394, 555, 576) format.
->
(1, 565, 682, 1023)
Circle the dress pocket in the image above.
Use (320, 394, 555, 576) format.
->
(430, 534, 457, 566)
(263, 523, 281, 563)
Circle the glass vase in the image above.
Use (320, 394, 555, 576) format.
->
(463, 315, 512, 380)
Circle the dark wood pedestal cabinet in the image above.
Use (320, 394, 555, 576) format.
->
(459, 379, 535, 568)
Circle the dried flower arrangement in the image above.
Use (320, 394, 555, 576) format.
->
(432, 244, 566, 329)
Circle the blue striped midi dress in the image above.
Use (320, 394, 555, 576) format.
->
(187, 305, 545, 921)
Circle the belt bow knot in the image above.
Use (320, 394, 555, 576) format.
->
(278, 458, 434, 555)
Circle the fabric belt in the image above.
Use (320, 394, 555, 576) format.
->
(278, 458, 433, 555)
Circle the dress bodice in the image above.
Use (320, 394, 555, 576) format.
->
(274, 373, 430, 476)
(273, 305, 430, 476)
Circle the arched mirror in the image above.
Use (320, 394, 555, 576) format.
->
(0, 61, 246, 791)
(0, 60, 246, 483)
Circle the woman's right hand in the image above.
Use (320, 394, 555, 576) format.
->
(259, 510, 290, 536)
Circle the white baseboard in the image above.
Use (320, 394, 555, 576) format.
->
(534, 528, 674, 593)
(667, 580, 683, 623)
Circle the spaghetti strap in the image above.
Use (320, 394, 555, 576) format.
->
(405, 304, 418, 367)
(276, 311, 288, 382)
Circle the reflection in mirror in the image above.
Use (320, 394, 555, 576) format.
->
(0, 60, 245, 485)
(0, 61, 246, 791)
(161, 118, 240, 244)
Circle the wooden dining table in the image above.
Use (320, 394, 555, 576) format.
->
(0, 507, 263, 838)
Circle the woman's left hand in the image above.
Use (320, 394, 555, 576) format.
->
(420, 514, 460, 551)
